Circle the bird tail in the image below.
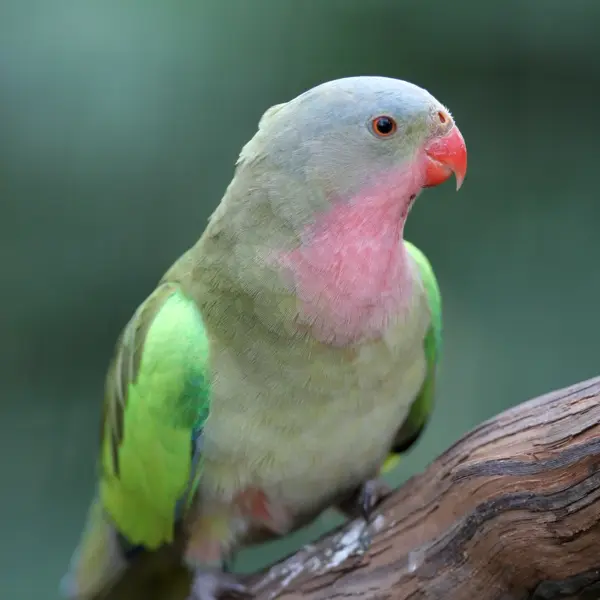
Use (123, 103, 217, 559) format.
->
(60, 498, 127, 599)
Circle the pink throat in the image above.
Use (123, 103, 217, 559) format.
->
(279, 166, 422, 346)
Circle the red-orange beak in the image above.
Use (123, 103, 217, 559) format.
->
(423, 125, 467, 191)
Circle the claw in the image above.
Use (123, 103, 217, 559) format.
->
(336, 479, 392, 552)
(187, 569, 252, 600)
(337, 479, 392, 522)
(357, 479, 391, 522)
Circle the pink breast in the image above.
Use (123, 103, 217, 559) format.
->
(278, 166, 421, 346)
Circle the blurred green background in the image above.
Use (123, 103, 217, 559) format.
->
(2, 1, 600, 598)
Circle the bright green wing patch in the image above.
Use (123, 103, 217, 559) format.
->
(99, 285, 210, 549)
(384, 241, 442, 468)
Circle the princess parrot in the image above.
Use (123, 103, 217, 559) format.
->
(60, 75, 467, 600)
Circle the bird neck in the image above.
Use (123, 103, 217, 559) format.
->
(194, 165, 422, 348)
(277, 187, 419, 346)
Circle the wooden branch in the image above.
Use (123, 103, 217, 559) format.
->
(105, 376, 600, 600)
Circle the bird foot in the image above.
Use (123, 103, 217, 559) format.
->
(359, 479, 393, 520)
(336, 479, 393, 552)
(338, 478, 392, 521)
(187, 568, 252, 600)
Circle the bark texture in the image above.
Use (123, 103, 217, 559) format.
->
(104, 376, 600, 600)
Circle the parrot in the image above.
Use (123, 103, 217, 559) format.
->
(60, 75, 467, 600)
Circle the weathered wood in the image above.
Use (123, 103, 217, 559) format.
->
(104, 376, 600, 600)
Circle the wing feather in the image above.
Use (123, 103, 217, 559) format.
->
(99, 284, 211, 549)
(384, 241, 442, 469)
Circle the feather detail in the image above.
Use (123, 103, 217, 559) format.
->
(388, 241, 442, 457)
(99, 285, 211, 549)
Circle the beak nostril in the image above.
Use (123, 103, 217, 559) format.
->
(437, 111, 447, 124)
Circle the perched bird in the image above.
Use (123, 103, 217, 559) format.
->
(61, 75, 467, 600)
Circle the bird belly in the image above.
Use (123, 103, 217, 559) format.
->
(200, 336, 427, 519)
(266, 350, 425, 513)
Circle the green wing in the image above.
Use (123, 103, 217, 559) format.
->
(99, 283, 210, 550)
(383, 241, 441, 470)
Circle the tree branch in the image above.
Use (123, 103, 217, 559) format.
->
(105, 376, 600, 600)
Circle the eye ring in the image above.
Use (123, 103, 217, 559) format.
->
(371, 115, 397, 138)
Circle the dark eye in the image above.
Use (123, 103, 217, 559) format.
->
(371, 115, 397, 138)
